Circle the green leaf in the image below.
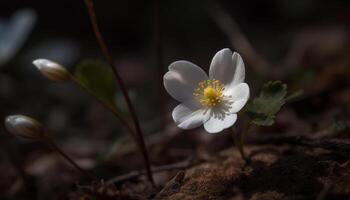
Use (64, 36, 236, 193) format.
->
(246, 81, 288, 126)
(245, 112, 274, 126)
(74, 59, 117, 105)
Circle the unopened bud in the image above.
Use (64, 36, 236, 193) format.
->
(32, 59, 70, 81)
(5, 115, 44, 139)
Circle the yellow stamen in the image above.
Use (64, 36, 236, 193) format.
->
(193, 79, 225, 107)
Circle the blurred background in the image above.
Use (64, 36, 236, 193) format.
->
(0, 0, 349, 199)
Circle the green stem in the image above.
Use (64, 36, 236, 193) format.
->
(230, 128, 245, 160)
(237, 134, 248, 160)
(230, 122, 251, 161)
(241, 122, 252, 161)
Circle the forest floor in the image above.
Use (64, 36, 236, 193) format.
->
(70, 139, 350, 200)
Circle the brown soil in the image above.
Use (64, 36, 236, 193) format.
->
(155, 145, 350, 200)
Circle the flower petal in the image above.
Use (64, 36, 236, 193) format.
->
(231, 52, 245, 86)
(209, 49, 245, 89)
(209, 48, 233, 85)
(203, 113, 237, 133)
(224, 83, 250, 113)
(172, 103, 207, 129)
(164, 61, 208, 103)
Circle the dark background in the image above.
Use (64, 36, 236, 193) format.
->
(0, 0, 349, 199)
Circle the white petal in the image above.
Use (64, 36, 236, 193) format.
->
(224, 83, 250, 113)
(172, 103, 207, 129)
(164, 61, 208, 103)
(209, 49, 246, 89)
(231, 52, 245, 86)
(203, 113, 237, 133)
(209, 48, 234, 85)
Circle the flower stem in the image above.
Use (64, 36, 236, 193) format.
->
(241, 121, 252, 161)
(43, 135, 96, 181)
(83, 0, 154, 186)
(238, 134, 247, 161)
(230, 122, 251, 161)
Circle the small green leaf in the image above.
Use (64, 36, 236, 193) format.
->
(245, 112, 274, 126)
(246, 81, 288, 126)
(74, 59, 117, 105)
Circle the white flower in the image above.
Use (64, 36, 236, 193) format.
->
(163, 48, 250, 133)
(33, 58, 70, 81)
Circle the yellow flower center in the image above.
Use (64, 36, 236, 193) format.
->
(193, 79, 225, 107)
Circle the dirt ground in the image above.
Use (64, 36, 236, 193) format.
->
(68, 142, 350, 200)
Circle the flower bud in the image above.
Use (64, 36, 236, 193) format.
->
(5, 115, 44, 139)
(32, 59, 70, 81)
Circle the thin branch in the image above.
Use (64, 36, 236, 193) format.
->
(107, 157, 193, 184)
(83, 0, 154, 186)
